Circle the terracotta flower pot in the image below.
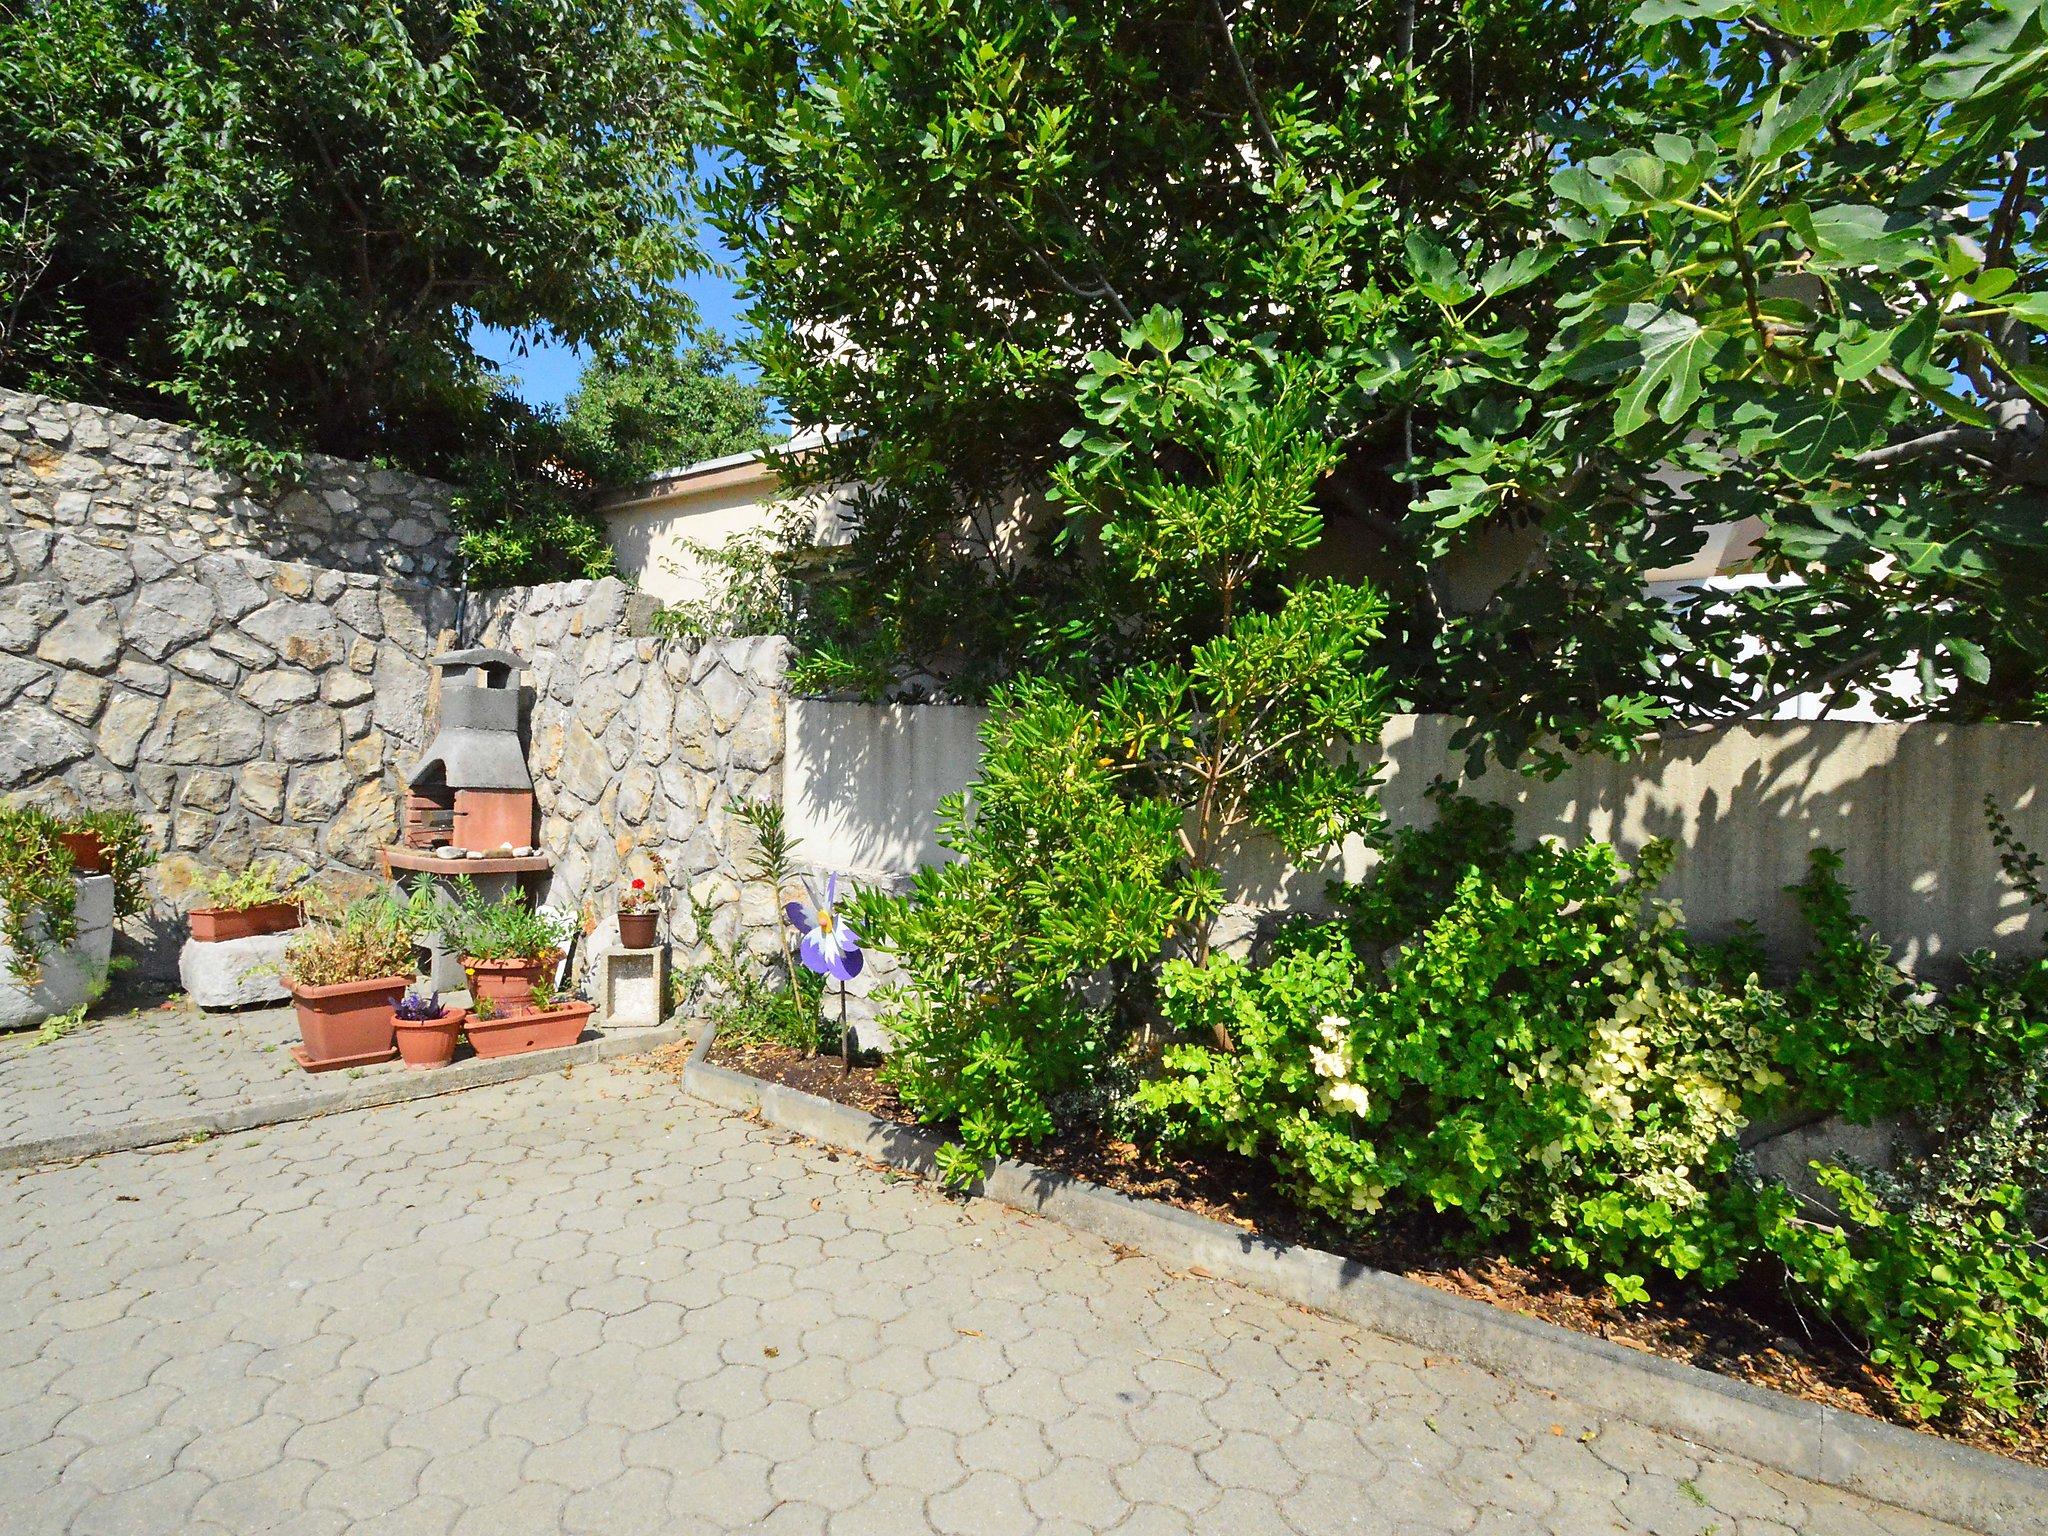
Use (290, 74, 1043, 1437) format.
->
(463, 956, 553, 1015)
(57, 831, 107, 874)
(617, 911, 658, 949)
(286, 974, 410, 1071)
(188, 902, 303, 943)
(393, 1006, 467, 1069)
(465, 1000, 593, 1059)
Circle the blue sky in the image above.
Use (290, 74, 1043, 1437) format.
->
(469, 263, 756, 410)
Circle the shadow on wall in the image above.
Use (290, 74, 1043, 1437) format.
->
(1221, 717, 2048, 977)
(785, 701, 990, 880)
(788, 703, 2048, 977)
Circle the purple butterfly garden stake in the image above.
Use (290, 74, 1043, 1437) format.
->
(785, 874, 863, 1072)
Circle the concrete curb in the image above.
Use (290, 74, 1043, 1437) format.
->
(681, 1025, 2048, 1536)
(0, 1024, 686, 1172)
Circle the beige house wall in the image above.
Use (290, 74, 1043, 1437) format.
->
(598, 454, 851, 605)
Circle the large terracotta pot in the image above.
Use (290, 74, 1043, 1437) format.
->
(189, 902, 303, 943)
(465, 1000, 593, 1059)
(617, 911, 658, 949)
(393, 1007, 467, 1070)
(463, 956, 552, 1014)
(57, 831, 106, 874)
(286, 975, 410, 1071)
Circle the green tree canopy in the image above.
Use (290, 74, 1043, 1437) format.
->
(2, 0, 697, 469)
(452, 338, 777, 586)
(561, 338, 777, 484)
(686, 0, 2048, 759)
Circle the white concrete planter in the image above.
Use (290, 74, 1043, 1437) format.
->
(0, 874, 115, 1031)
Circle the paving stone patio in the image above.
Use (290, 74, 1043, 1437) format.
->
(0, 999, 334, 1146)
(0, 1060, 1980, 1536)
(0, 997, 642, 1163)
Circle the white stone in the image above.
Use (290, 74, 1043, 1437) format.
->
(178, 929, 294, 1009)
(598, 945, 669, 1029)
(0, 875, 115, 1031)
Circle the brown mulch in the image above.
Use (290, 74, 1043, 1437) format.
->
(674, 1034, 2048, 1470)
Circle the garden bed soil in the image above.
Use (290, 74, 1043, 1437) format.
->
(694, 1034, 2048, 1471)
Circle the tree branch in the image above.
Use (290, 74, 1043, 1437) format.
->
(1845, 424, 2001, 475)
(1660, 647, 1886, 738)
(1206, 0, 1283, 169)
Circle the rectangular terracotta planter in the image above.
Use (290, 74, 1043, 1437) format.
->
(463, 956, 554, 1014)
(57, 831, 106, 873)
(464, 1000, 594, 1059)
(286, 974, 411, 1071)
(189, 902, 303, 943)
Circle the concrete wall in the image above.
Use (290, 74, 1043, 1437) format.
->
(784, 704, 2048, 975)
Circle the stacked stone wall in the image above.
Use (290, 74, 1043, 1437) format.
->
(4, 390, 794, 996)
(1, 524, 459, 972)
(2, 388, 461, 583)
(464, 579, 788, 983)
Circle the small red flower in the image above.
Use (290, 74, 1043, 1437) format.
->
(631, 879, 645, 889)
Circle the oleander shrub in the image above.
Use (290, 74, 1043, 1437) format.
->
(855, 677, 1210, 1186)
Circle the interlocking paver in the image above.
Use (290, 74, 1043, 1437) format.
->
(0, 1062, 1991, 1535)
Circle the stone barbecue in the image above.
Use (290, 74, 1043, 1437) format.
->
(404, 647, 534, 852)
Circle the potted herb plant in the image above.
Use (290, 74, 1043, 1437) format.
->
(465, 976, 594, 1058)
(1, 802, 147, 1031)
(391, 988, 466, 1069)
(72, 809, 155, 924)
(280, 883, 434, 1071)
(188, 861, 308, 942)
(439, 877, 573, 1014)
(56, 826, 106, 873)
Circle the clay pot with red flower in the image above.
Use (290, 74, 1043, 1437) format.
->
(617, 873, 661, 949)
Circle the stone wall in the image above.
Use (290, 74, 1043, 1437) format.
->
(462, 579, 788, 980)
(1, 523, 458, 972)
(2, 389, 461, 584)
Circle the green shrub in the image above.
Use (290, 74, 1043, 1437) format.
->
(1135, 791, 2048, 1425)
(1137, 826, 1786, 1285)
(857, 677, 1214, 1183)
(1763, 1170, 2048, 1424)
(437, 876, 573, 963)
